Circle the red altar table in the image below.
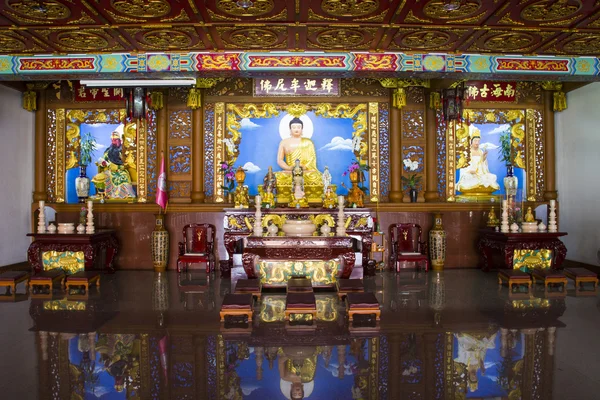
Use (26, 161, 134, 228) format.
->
(27, 230, 119, 274)
(478, 230, 567, 272)
(241, 236, 356, 287)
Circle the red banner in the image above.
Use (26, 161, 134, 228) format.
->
(254, 77, 340, 97)
(74, 82, 125, 102)
(465, 81, 516, 102)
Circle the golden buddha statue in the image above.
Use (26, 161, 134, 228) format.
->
(262, 184, 276, 209)
(275, 117, 323, 204)
(487, 206, 499, 227)
(234, 185, 250, 208)
(524, 207, 535, 222)
(456, 125, 500, 198)
(322, 186, 337, 209)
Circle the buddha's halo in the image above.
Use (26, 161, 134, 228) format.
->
(279, 113, 314, 140)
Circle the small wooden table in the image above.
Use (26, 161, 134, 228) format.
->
(27, 230, 119, 274)
(29, 270, 66, 294)
(498, 270, 532, 293)
(336, 279, 364, 299)
(234, 279, 262, 299)
(65, 271, 101, 294)
(0, 271, 30, 296)
(478, 230, 567, 271)
(564, 268, 599, 292)
(285, 292, 317, 321)
(346, 292, 380, 321)
(219, 293, 253, 322)
(287, 277, 313, 293)
(531, 269, 568, 293)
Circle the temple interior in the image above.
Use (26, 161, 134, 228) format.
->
(1, 1, 600, 399)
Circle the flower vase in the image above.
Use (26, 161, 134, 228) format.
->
(409, 188, 418, 203)
(503, 165, 518, 197)
(75, 165, 90, 203)
(151, 214, 169, 272)
(429, 213, 447, 271)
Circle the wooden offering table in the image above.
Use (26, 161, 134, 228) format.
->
(242, 235, 356, 288)
(223, 207, 373, 272)
(478, 230, 567, 272)
(27, 230, 119, 274)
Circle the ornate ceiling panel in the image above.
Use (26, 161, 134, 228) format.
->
(1, 0, 600, 56)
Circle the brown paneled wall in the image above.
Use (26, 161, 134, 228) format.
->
(55, 210, 485, 270)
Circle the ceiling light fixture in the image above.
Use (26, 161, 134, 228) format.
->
(80, 78, 197, 87)
(443, 0, 462, 11)
(236, 0, 254, 9)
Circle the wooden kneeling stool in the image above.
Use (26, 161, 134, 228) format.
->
(65, 271, 101, 294)
(29, 270, 65, 294)
(285, 292, 317, 321)
(346, 292, 381, 321)
(564, 268, 598, 292)
(287, 277, 313, 293)
(220, 293, 254, 323)
(234, 279, 262, 299)
(498, 270, 532, 293)
(531, 269, 568, 293)
(336, 279, 364, 299)
(0, 271, 30, 297)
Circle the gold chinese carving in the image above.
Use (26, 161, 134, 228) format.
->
(562, 35, 600, 55)
(314, 28, 365, 48)
(0, 33, 26, 51)
(55, 109, 65, 203)
(141, 29, 194, 49)
(521, 0, 581, 22)
(400, 30, 451, 49)
(423, 0, 481, 19)
(321, 0, 379, 17)
(56, 31, 109, 51)
(216, 0, 274, 16)
(227, 28, 280, 48)
(8, 0, 70, 19)
(112, 0, 170, 18)
(42, 251, 85, 275)
(483, 33, 534, 51)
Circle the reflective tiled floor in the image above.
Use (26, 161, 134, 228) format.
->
(0, 269, 599, 400)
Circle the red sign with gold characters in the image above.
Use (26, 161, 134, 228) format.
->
(254, 77, 340, 97)
(74, 82, 125, 102)
(465, 81, 517, 103)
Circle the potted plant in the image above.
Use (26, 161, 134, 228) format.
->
(76, 132, 97, 203)
(401, 158, 422, 202)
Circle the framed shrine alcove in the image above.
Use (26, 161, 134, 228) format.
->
(45, 108, 156, 204)
(446, 109, 545, 204)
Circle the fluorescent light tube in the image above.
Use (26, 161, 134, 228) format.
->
(80, 79, 197, 87)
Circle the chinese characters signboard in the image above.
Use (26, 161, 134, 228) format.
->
(74, 82, 125, 102)
(254, 78, 340, 97)
(465, 81, 516, 103)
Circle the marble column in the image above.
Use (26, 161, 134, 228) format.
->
(543, 90, 558, 201)
(389, 99, 402, 202)
(424, 90, 438, 202)
(191, 89, 205, 203)
(33, 89, 47, 202)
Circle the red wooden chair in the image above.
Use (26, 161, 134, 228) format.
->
(389, 223, 429, 272)
(177, 224, 216, 273)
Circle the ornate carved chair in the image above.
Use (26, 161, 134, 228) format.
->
(389, 223, 429, 272)
(177, 224, 216, 273)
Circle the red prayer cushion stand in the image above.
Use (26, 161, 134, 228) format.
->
(287, 277, 313, 293)
(336, 279, 364, 299)
(220, 293, 253, 322)
(0, 271, 30, 297)
(65, 271, 101, 294)
(285, 292, 317, 321)
(498, 270, 532, 293)
(346, 292, 380, 321)
(564, 268, 599, 292)
(29, 270, 65, 294)
(234, 279, 262, 299)
(531, 269, 567, 294)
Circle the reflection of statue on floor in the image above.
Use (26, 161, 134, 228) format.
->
(275, 116, 323, 203)
(454, 332, 497, 393)
(278, 347, 319, 400)
(457, 125, 500, 195)
(92, 124, 136, 200)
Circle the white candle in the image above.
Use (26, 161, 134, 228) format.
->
(39, 200, 45, 210)
(255, 195, 261, 204)
(338, 195, 345, 205)
(549, 199, 556, 207)
(87, 200, 93, 209)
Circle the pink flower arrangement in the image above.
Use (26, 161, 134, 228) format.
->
(220, 161, 235, 195)
(342, 161, 360, 177)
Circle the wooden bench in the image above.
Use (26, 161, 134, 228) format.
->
(287, 277, 313, 293)
(531, 269, 568, 293)
(346, 292, 380, 321)
(285, 292, 317, 321)
(65, 271, 101, 294)
(0, 271, 30, 297)
(29, 270, 65, 294)
(563, 268, 598, 292)
(336, 279, 364, 299)
(498, 270, 532, 293)
(219, 293, 253, 323)
(234, 279, 262, 299)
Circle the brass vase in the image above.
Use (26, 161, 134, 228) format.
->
(151, 214, 169, 272)
(429, 213, 446, 271)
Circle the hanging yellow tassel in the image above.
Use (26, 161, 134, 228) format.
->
(392, 87, 406, 109)
(429, 92, 441, 110)
(187, 87, 202, 110)
(23, 90, 37, 111)
(149, 91, 164, 110)
(553, 91, 567, 112)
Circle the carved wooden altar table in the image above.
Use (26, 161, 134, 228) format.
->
(478, 230, 567, 272)
(241, 236, 356, 288)
(223, 207, 373, 272)
(27, 230, 119, 274)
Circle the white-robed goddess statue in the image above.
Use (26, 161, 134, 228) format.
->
(456, 125, 500, 194)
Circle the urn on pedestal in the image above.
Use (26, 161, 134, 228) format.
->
(429, 213, 447, 271)
(152, 214, 169, 272)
